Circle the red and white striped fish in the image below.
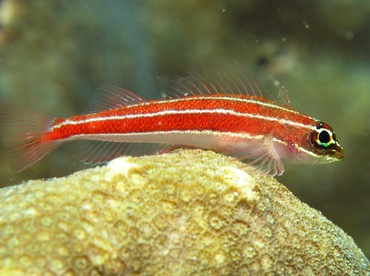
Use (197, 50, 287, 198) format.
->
(0, 62, 343, 175)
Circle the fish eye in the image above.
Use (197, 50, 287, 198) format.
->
(310, 122, 337, 150)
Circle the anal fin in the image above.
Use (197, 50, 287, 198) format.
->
(77, 140, 173, 164)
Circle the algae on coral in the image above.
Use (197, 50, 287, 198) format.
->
(0, 150, 369, 275)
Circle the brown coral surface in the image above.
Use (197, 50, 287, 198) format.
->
(0, 150, 369, 275)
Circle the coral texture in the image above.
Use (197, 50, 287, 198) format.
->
(0, 150, 369, 275)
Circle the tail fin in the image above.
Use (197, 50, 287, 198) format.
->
(0, 106, 60, 172)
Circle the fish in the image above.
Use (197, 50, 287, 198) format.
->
(0, 61, 343, 176)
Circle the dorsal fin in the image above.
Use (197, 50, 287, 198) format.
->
(278, 85, 291, 107)
(88, 84, 145, 113)
(164, 60, 264, 99)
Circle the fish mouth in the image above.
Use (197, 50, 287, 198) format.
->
(328, 143, 344, 161)
(311, 142, 344, 163)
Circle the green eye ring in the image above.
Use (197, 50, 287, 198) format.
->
(316, 128, 335, 147)
(310, 122, 337, 150)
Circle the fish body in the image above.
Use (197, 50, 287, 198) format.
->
(0, 62, 343, 175)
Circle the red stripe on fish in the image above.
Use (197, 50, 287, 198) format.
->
(49, 96, 312, 138)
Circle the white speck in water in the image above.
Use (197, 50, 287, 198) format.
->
(303, 20, 310, 29)
(277, 32, 286, 42)
(218, 4, 226, 12)
(344, 31, 354, 40)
